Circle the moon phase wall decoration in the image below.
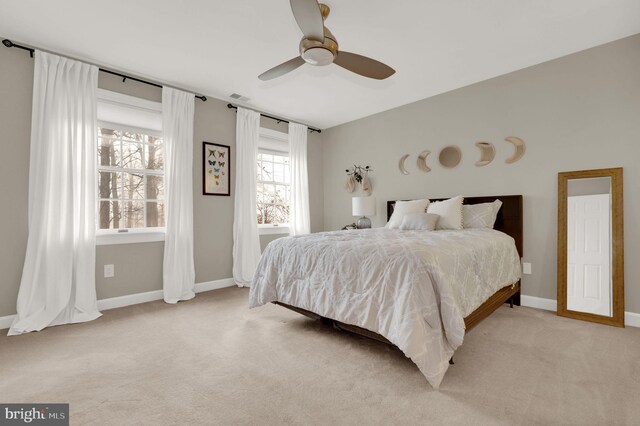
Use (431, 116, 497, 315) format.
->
(504, 136, 526, 164)
(417, 150, 431, 172)
(397, 136, 525, 175)
(475, 142, 495, 166)
(438, 145, 462, 168)
(398, 154, 410, 175)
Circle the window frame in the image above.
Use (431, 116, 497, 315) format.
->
(257, 128, 290, 235)
(95, 90, 165, 245)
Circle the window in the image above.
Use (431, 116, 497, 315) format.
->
(97, 127, 164, 230)
(96, 89, 164, 244)
(257, 151, 290, 225)
(256, 128, 290, 234)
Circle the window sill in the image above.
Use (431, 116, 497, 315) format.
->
(258, 225, 290, 236)
(96, 230, 165, 246)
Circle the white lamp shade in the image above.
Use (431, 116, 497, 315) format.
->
(352, 197, 376, 217)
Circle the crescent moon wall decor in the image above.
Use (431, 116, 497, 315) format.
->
(398, 154, 410, 175)
(474, 142, 495, 166)
(439, 145, 462, 168)
(417, 150, 431, 172)
(504, 136, 526, 164)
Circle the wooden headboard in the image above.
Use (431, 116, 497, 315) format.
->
(386, 195, 523, 257)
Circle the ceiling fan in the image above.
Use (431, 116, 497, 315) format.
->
(258, 0, 396, 81)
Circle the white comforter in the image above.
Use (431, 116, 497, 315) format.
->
(249, 228, 522, 388)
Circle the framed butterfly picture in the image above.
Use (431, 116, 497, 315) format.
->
(203, 142, 231, 196)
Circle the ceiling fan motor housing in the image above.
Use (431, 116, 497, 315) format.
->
(299, 27, 338, 66)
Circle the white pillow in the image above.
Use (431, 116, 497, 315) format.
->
(399, 213, 439, 231)
(386, 199, 430, 229)
(427, 195, 464, 230)
(463, 200, 503, 229)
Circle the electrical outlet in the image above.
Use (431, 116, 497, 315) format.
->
(104, 264, 115, 278)
(522, 262, 532, 275)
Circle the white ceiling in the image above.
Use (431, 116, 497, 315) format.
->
(1, 1, 639, 129)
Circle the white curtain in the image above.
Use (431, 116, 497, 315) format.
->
(232, 107, 261, 287)
(162, 87, 196, 303)
(9, 51, 101, 336)
(289, 122, 311, 236)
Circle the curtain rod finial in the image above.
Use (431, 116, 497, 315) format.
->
(2, 39, 14, 48)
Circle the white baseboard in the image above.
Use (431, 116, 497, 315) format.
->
(96, 289, 164, 311)
(0, 278, 236, 330)
(0, 315, 14, 330)
(521, 295, 640, 328)
(195, 278, 236, 293)
(521, 295, 557, 312)
(625, 311, 640, 328)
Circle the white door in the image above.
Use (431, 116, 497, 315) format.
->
(567, 194, 611, 316)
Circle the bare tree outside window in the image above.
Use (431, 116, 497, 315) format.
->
(98, 127, 164, 230)
(257, 152, 290, 225)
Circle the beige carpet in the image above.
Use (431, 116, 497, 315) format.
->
(1, 287, 639, 426)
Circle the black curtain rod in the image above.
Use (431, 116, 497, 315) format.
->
(3, 39, 207, 101)
(226, 104, 321, 133)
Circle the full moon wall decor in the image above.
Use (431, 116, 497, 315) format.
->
(397, 136, 525, 174)
(439, 146, 462, 168)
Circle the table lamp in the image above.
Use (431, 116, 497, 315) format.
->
(352, 196, 376, 229)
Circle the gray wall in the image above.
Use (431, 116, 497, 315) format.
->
(321, 35, 640, 313)
(0, 44, 323, 316)
(0, 46, 31, 317)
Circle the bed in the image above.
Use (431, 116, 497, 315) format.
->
(249, 195, 523, 388)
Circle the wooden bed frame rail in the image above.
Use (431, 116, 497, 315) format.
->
(275, 279, 520, 344)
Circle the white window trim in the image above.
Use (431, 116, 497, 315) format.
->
(259, 127, 288, 152)
(96, 229, 165, 245)
(257, 128, 290, 234)
(258, 224, 290, 235)
(97, 89, 162, 114)
(96, 91, 165, 245)
(98, 120, 162, 139)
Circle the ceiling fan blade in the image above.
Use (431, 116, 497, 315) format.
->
(258, 56, 305, 81)
(334, 51, 396, 80)
(290, 0, 324, 41)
